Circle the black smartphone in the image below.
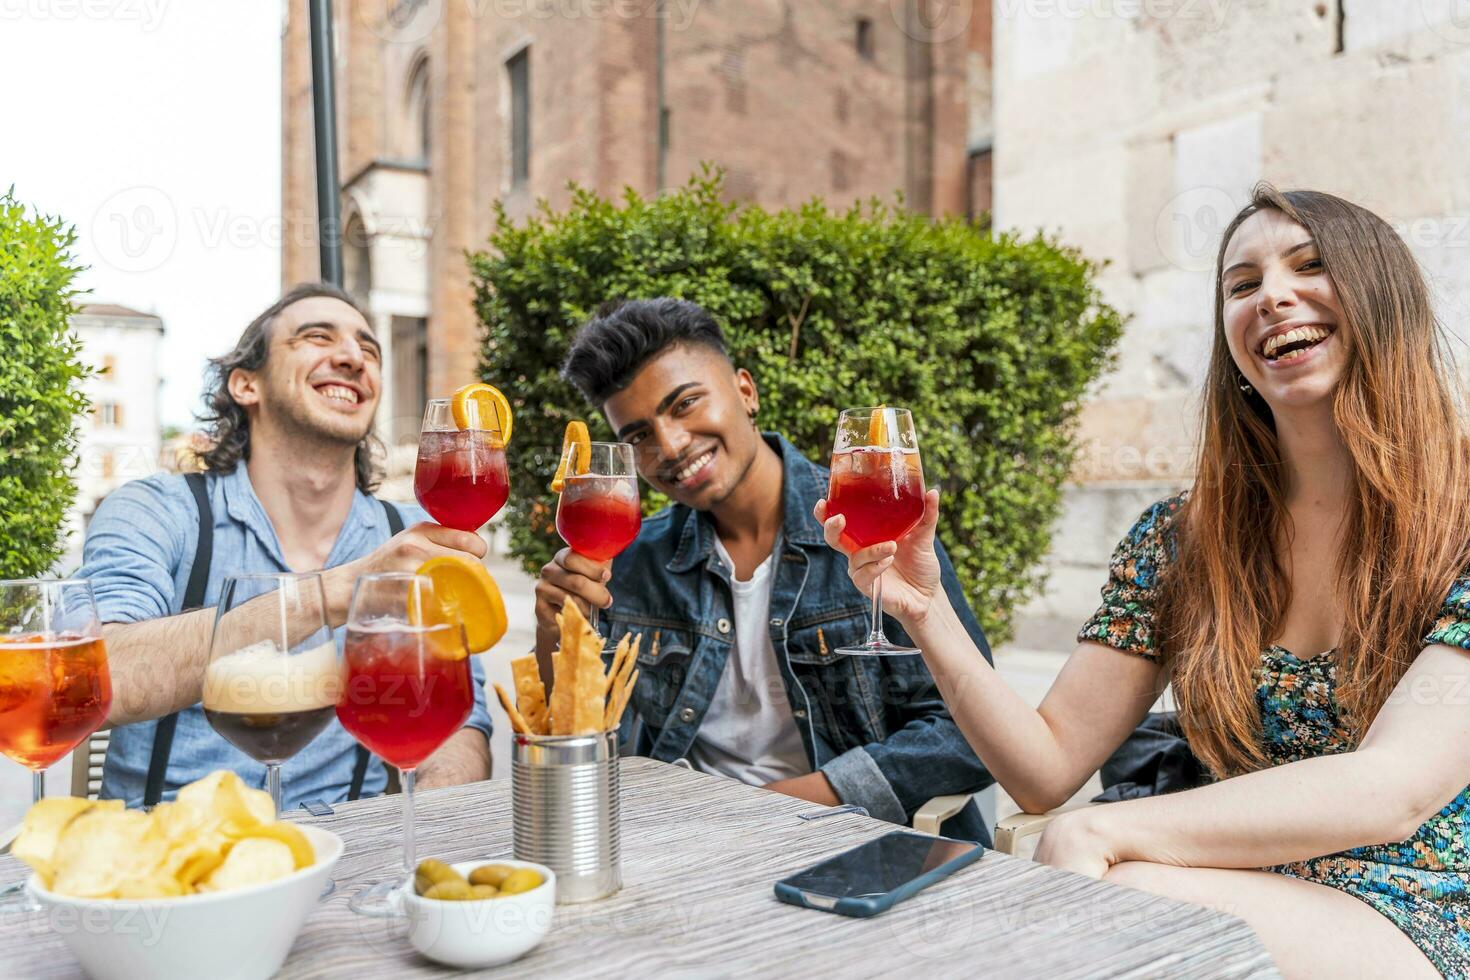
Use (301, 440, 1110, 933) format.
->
(773, 831, 984, 918)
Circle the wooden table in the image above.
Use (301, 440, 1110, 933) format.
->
(0, 759, 1277, 977)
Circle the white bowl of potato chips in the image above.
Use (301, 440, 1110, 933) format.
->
(13, 771, 342, 980)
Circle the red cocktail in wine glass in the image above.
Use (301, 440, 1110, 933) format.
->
(414, 398, 509, 532)
(337, 572, 474, 917)
(555, 442, 641, 636)
(825, 407, 925, 656)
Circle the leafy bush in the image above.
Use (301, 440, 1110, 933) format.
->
(0, 190, 89, 578)
(470, 172, 1123, 643)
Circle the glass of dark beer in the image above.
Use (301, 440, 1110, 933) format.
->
(203, 572, 339, 815)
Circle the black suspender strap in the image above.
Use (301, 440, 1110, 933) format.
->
(346, 499, 404, 801)
(143, 473, 213, 808)
(348, 743, 372, 802)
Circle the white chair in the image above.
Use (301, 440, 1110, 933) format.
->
(69, 729, 110, 799)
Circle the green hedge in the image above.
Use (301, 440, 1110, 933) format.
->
(0, 190, 89, 578)
(469, 172, 1123, 643)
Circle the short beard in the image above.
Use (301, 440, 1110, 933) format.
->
(265, 377, 373, 456)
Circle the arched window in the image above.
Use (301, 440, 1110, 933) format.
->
(343, 213, 372, 307)
(405, 56, 430, 164)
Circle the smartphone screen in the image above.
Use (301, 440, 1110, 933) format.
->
(783, 832, 981, 899)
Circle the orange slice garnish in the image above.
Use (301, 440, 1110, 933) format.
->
(451, 383, 513, 446)
(411, 556, 507, 656)
(867, 405, 889, 448)
(549, 420, 591, 493)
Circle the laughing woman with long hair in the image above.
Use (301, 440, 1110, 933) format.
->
(817, 185, 1470, 978)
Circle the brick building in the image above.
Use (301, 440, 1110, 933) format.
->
(281, 0, 994, 447)
(282, 2, 1465, 652)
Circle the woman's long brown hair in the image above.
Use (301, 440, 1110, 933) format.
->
(1157, 185, 1470, 777)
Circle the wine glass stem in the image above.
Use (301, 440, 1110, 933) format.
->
(401, 768, 417, 877)
(267, 763, 283, 816)
(868, 574, 886, 647)
(32, 769, 44, 804)
(589, 604, 600, 635)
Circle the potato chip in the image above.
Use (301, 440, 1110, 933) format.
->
(200, 837, 295, 892)
(168, 846, 226, 887)
(511, 654, 549, 734)
(51, 810, 169, 899)
(9, 797, 113, 887)
(12, 769, 318, 901)
(233, 823, 315, 870)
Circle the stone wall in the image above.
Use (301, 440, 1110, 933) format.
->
(993, 0, 1470, 649)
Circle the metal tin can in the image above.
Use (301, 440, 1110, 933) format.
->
(511, 729, 621, 904)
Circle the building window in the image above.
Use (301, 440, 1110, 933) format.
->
(856, 17, 874, 60)
(97, 401, 122, 428)
(967, 144, 994, 227)
(508, 47, 531, 186)
(406, 57, 430, 164)
(100, 451, 115, 480)
(101, 354, 117, 376)
(391, 316, 429, 447)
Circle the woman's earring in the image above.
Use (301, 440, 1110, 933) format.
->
(1237, 372, 1254, 396)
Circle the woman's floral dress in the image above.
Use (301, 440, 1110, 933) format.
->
(1079, 493, 1470, 977)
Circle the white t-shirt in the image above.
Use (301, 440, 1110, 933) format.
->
(684, 536, 812, 785)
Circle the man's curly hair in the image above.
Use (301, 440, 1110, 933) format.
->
(198, 282, 381, 492)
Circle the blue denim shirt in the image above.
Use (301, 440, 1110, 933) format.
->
(77, 466, 494, 810)
(604, 434, 995, 842)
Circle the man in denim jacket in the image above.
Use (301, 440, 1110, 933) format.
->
(535, 299, 994, 841)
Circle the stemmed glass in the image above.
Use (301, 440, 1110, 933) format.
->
(337, 572, 475, 917)
(554, 442, 642, 639)
(202, 573, 338, 816)
(0, 578, 112, 911)
(826, 407, 926, 656)
(414, 397, 510, 532)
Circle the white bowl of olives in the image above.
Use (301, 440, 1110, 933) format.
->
(402, 858, 556, 968)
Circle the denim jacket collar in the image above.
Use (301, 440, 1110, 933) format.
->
(665, 433, 828, 574)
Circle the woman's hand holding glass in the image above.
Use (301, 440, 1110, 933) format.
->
(814, 487, 946, 627)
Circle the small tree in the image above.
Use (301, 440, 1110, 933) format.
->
(469, 172, 1123, 643)
(0, 190, 89, 578)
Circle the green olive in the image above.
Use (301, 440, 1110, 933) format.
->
(414, 859, 464, 896)
(498, 868, 544, 895)
(467, 864, 516, 888)
(422, 879, 475, 901)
